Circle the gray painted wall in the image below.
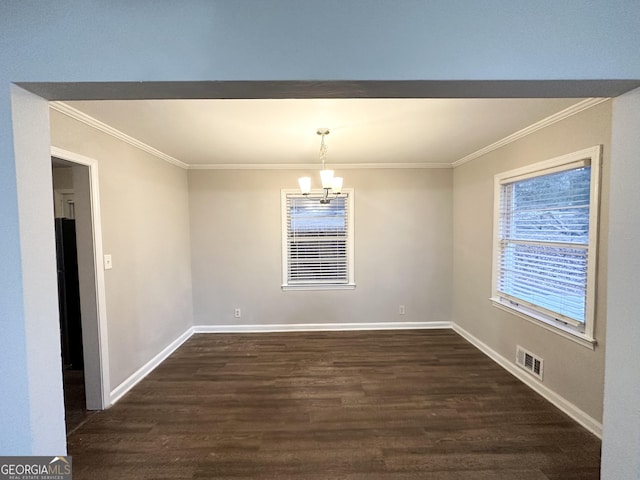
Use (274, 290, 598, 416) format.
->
(189, 168, 452, 327)
(50, 110, 194, 389)
(52, 167, 73, 191)
(601, 87, 640, 479)
(452, 101, 612, 423)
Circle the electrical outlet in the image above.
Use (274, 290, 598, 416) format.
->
(234, 308, 241, 318)
(399, 305, 406, 315)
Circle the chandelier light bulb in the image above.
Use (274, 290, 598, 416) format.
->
(298, 176, 312, 195)
(320, 169, 335, 189)
(332, 177, 343, 194)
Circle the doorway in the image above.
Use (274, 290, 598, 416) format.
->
(52, 158, 91, 433)
(51, 149, 112, 437)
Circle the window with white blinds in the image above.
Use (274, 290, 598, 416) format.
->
(491, 147, 601, 344)
(281, 189, 354, 290)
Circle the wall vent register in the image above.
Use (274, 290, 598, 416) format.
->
(516, 345, 544, 381)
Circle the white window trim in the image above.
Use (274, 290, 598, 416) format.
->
(281, 188, 355, 291)
(490, 146, 602, 349)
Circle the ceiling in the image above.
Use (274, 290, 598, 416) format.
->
(61, 98, 588, 168)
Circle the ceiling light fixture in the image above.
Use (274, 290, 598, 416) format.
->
(298, 128, 344, 204)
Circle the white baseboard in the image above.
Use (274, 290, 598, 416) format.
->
(109, 327, 194, 405)
(193, 321, 451, 334)
(452, 323, 603, 438)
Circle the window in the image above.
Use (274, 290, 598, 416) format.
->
(491, 146, 601, 346)
(281, 189, 354, 290)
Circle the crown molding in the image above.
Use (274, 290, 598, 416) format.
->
(452, 97, 610, 168)
(51, 98, 607, 172)
(49, 101, 189, 169)
(49, 101, 450, 170)
(188, 162, 452, 170)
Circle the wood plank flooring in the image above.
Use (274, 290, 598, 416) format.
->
(67, 330, 601, 479)
(63, 369, 96, 434)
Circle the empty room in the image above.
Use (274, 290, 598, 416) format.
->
(2, 2, 640, 480)
(48, 96, 610, 479)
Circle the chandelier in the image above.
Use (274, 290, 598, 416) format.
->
(298, 128, 344, 204)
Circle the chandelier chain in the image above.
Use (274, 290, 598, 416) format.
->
(319, 133, 328, 170)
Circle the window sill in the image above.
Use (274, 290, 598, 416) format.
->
(282, 283, 356, 291)
(490, 297, 596, 350)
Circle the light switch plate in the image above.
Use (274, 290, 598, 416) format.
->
(104, 254, 113, 270)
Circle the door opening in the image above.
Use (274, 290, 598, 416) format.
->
(51, 151, 111, 437)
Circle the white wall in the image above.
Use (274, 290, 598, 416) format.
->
(49, 110, 194, 390)
(601, 87, 640, 479)
(452, 102, 612, 424)
(7, 87, 67, 454)
(189, 168, 452, 327)
(0, 90, 33, 453)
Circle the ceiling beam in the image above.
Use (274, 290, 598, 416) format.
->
(19, 80, 640, 101)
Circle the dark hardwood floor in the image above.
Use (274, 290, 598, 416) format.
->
(67, 330, 601, 479)
(63, 369, 96, 434)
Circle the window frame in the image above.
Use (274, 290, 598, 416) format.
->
(490, 146, 602, 348)
(281, 188, 355, 291)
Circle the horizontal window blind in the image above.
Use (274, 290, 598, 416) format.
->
(497, 166, 591, 325)
(286, 194, 349, 284)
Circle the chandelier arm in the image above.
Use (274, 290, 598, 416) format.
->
(302, 188, 346, 204)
